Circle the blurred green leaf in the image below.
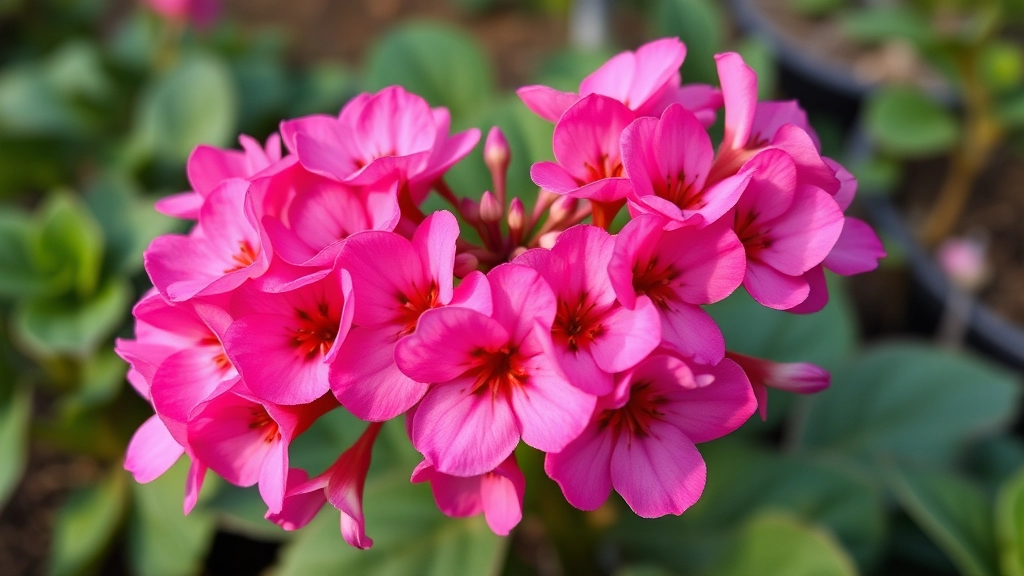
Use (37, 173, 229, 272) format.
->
(49, 469, 128, 576)
(134, 53, 238, 164)
(980, 42, 1024, 93)
(0, 209, 50, 298)
(0, 63, 83, 137)
(274, 472, 507, 576)
(997, 467, 1024, 576)
(128, 458, 216, 576)
(841, 6, 936, 46)
(865, 86, 959, 157)
(207, 484, 291, 542)
(789, 0, 847, 17)
(14, 279, 131, 358)
(998, 92, 1024, 128)
(0, 383, 30, 511)
(45, 40, 111, 102)
(848, 154, 902, 195)
(231, 53, 289, 130)
(653, 0, 723, 85)
(533, 48, 616, 92)
(84, 172, 179, 276)
(888, 467, 998, 576)
(712, 511, 858, 576)
(707, 279, 857, 371)
(108, 11, 160, 70)
(365, 22, 495, 122)
(736, 37, 777, 100)
(35, 192, 105, 298)
(62, 349, 127, 413)
(795, 343, 1020, 468)
(288, 63, 357, 118)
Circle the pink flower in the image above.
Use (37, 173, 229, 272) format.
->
(515, 225, 661, 396)
(144, 178, 272, 303)
(281, 87, 480, 205)
(411, 453, 526, 536)
(330, 211, 464, 421)
(530, 94, 636, 202)
(187, 385, 336, 513)
(731, 149, 844, 311)
(621, 103, 752, 227)
(395, 264, 596, 477)
(820, 159, 886, 278)
(937, 236, 989, 292)
(156, 134, 283, 219)
(545, 353, 755, 517)
(223, 264, 354, 405)
(145, 0, 220, 28)
(266, 422, 382, 549)
(609, 214, 746, 364)
(518, 37, 721, 125)
(726, 351, 830, 420)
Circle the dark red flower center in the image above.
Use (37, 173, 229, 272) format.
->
(632, 256, 679, 310)
(248, 406, 281, 444)
(224, 240, 259, 273)
(291, 301, 338, 360)
(552, 296, 605, 353)
(396, 281, 440, 336)
(582, 154, 625, 182)
(658, 173, 705, 211)
(469, 346, 528, 400)
(595, 380, 666, 439)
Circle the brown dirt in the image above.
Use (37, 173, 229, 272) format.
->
(901, 149, 1024, 326)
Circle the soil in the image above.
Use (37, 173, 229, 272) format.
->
(747, 0, 947, 92)
(900, 148, 1024, 326)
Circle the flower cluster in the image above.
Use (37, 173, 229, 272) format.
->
(117, 37, 884, 547)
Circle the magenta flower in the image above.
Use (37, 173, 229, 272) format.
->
(145, 0, 220, 27)
(411, 453, 526, 536)
(266, 422, 382, 549)
(330, 211, 462, 421)
(223, 264, 354, 405)
(395, 264, 596, 477)
(518, 37, 721, 125)
(545, 353, 755, 517)
(281, 87, 480, 204)
(609, 214, 746, 364)
(731, 149, 844, 311)
(516, 225, 661, 395)
(145, 178, 272, 303)
(157, 134, 283, 219)
(820, 159, 886, 277)
(188, 385, 336, 514)
(726, 351, 830, 421)
(621, 102, 752, 227)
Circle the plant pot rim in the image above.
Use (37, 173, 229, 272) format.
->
(847, 128, 1024, 371)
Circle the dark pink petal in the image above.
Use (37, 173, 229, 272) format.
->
(825, 158, 856, 211)
(621, 116, 661, 200)
(259, 438, 289, 513)
(609, 214, 665, 310)
(187, 392, 278, 488)
(690, 171, 751, 226)
(659, 302, 726, 365)
(531, 161, 583, 195)
(353, 86, 436, 158)
(653, 104, 714, 194)
(743, 259, 811, 310)
(449, 271, 492, 314)
(716, 52, 758, 151)
(737, 149, 797, 223)
(517, 85, 580, 123)
(326, 422, 381, 550)
(336, 231, 429, 326)
(155, 192, 204, 219)
(786, 265, 829, 314)
(395, 306, 509, 384)
(480, 464, 524, 536)
(589, 297, 661, 374)
(551, 339, 613, 396)
(610, 420, 706, 517)
(266, 469, 327, 530)
(544, 420, 614, 511)
(412, 210, 459, 305)
(330, 325, 429, 421)
(550, 95, 634, 185)
(823, 217, 885, 276)
(656, 219, 747, 304)
(150, 348, 236, 423)
(751, 101, 816, 149)
(411, 460, 485, 517)
(760, 186, 844, 276)
(659, 357, 757, 443)
(771, 125, 839, 194)
(413, 129, 482, 201)
(183, 460, 208, 514)
(488, 264, 557, 345)
(187, 144, 247, 197)
(125, 415, 183, 483)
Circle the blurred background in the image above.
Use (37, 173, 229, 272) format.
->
(0, 0, 1023, 575)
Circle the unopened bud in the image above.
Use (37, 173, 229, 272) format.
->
(507, 198, 525, 233)
(538, 231, 561, 249)
(484, 127, 511, 173)
(938, 236, 990, 292)
(548, 196, 578, 223)
(479, 191, 503, 224)
(460, 197, 480, 224)
(453, 252, 480, 277)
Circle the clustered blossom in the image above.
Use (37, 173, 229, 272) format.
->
(117, 37, 884, 547)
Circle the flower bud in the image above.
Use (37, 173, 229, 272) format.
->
(484, 127, 511, 174)
(453, 252, 480, 278)
(937, 236, 990, 292)
(538, 231, 561, 249)
(479, 191, 503, 224)
(507, 198, 525, 234)
(548, 196, 578, 224)
(460, 197, 480, 224)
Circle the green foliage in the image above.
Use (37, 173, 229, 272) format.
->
(712, 511, 858, 576)
(887, 468, 999, 576)
(796, 343, 1020, 468)
(789, 0, 847, 17)
(49, 470, 128, 576)
(652, 0, 723, 85)
(997, 468, 1024, 576)
(840, 6, 936, 46)
(865, 86, 960, 157)
(365, 22, 495, 123)
(0, 383, 30, 510)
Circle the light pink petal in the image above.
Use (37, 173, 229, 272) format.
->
(279, 114, 334, 154)
(737, 148, 797, 223)
(825, 158, 856, 210)
(449, 271, 492, 315)
(548, 225, 615, 302)
(580, 50, 635, 103)
(517, 85, 580, 123)
(654, 103, 714, 193)
(183, 460, 208, 515)
(590, 297, 661, 374)
(259, 439, 289, 514)
(786, 265, 829, 314)
(658, 302, 726, 365)
(611, 420, 706, 518)
(394, 306, 509, 384)
(412, 380, 520, 477)
(620, 116, 661, 200)
(625, 38, 687, 109)
(673, 84, 723, 126)
(771, 125, 839, 194)
(531, 161, 584, 195)
(336, 231, 428, 326)
(331, 325, 429, 421)
(716, 52, 758, 151)
(751, 101, 815, 148)
(552, 342, 614, 396)
(261, 216, 319, 266)
(488, 264, 557, 344)
(354, 86, 436, 158)
(266, 469, 327, 530)
(125, 415, 184, 483)
(743, 259, 811, 310)
(823, 217, 885, 276)
(481, 468, 524, 536)
(571, 177, 634, 202)
(657, 219, 747, 304)
(659, 357, 757, 442)
(411, 461, 484, 518)
(760, 187, 844, 276)
(544, 420, 614, 511)
(412, 210, 459, 305)
(155, 192, 204, 219)
(550, 95, 634, 184)
(187, 144, 247, 197)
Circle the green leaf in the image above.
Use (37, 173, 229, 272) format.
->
(980, 42, 1024, 93)
(997, 467, 1024, 576)
(865, 86, 959, 157)
(0, 63, 83, 137)
(998, 92, 1024, 128)
(365, 22, 495, 122)
(62, 349, 127, 413)
(887, 467, 998, 576)
(841, 6, 936, 46)
(653, 0, 724, 85)
(134, 53, 238, 164)
(44, 41, 111, 102)
(532, 48, 617, 92)
(795, 342, 1021, 468)
(206, 484, 291, 542)
(49, 470, 128, 576)
(789, 0, 847, 17)
(0, 209, 50, 298)
(35, 192, 105, 298)
(14, 279, 131, 358)
(713, 511, 858, 576)
(128, 459, 217, 576)
(0, 383, 30, 510)
(288, 63, 357, 118)
(274, 471, 507, 576)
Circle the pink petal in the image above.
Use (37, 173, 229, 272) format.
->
(531, 161, 584, 195)
(760, 186, 844, 276)
(771, 125, 839, 194)
(412, 210, 459, 305)
(620, 116, 661, 200)
(544, 420, 614, 511)
(580, 50, 635, 103)
(691, 171, 751, 226)
(125, 415, 184, 483)
(658, 357, 757, 442)
(609, 213, 666, 310)
(786, 265, 829, 314)
(623, 38, 687, 110)
(187, 144, 247, 197)
(330, 325, 429, 421)
(743, 259, 811, 310)
(589, 297, 661, 374)
(183, 461, 208, 515)
(336, 230, 429, 326)
(187, 392, 278, 487)
(550, 95, 634, 184)
(155, 192, 204, 219)
(659, 302, 726, 365)
(150, 348, 236, 423)
(354, 86, 436, 158)
(737, 148, 797, 223)
(259, 439, 289, 514)
(411, 460, 484, 518)
(751, 100, 816, 149)
(657, 219, 747, 304)
(481, 466, 524, 536)
(823, 217, 885, 276)
(266, 469, 327, 530)
(825, 158, 856, 210)
(653, 103, 714, 194)
(394, 306, 509, 384)
(488, 264, 557, 345)
(715, 52, 758, 151)
(610, 420, 706, 518)
(517, 85, 580, 123)
(449, 271, 492, 314)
